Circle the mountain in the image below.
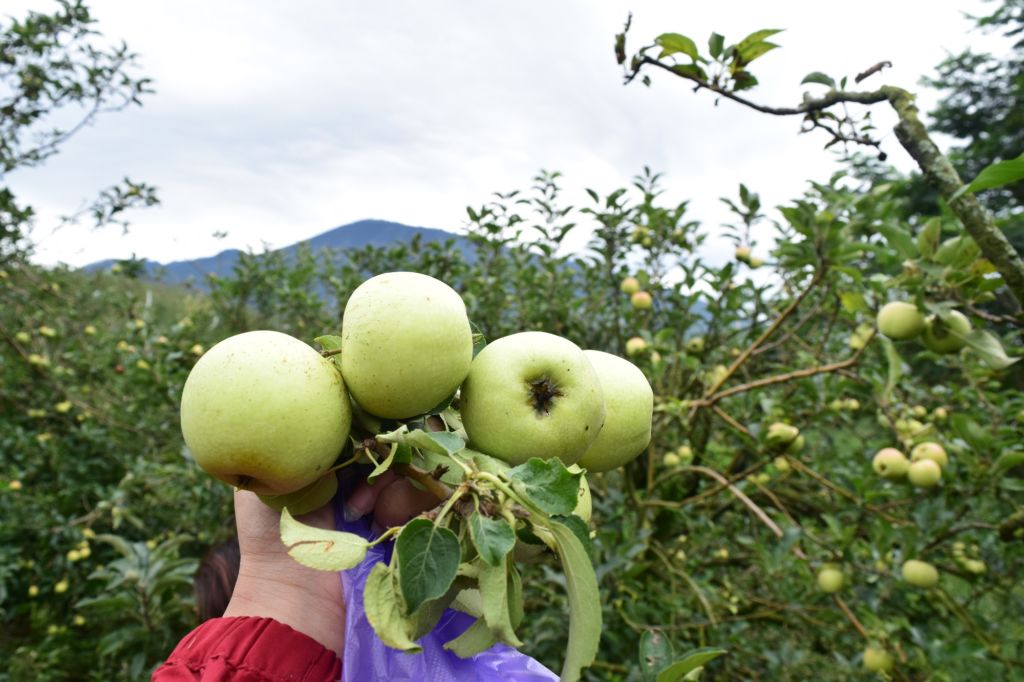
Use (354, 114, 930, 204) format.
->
(84, 219, 468, 286)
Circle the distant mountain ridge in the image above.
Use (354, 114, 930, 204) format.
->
(84, 219, 468, 285)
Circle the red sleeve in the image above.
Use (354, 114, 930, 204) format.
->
(152, 616, 342, 681)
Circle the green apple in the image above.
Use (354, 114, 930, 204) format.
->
(766, 422, 799, 448)
(180, 330, 352, 495)
(625, 336, 648, 356)
(787, 434, 806, 454)
(663, 452, 681, 467)
(932, 407, 948, 421)
(631, 291, 653, 310)
(911, 441, 948, 468)
(734, 245, 751, 263)
(676, 444, 694, 461)
(876, 301, 925, 340)
(257, 474, 338, 515)
(748, 256, 764, 268)
(576, 350, 653, 473)
(341, 272, 473, 419)
(817, 565, 844, 593)
(907, 459, 942, 488)
(685, 336, 705, 353)
(921, 311, 971, 354)
(863, 644, 894, 673)
(963, 559, 987, 575)
(460, 332, 606, 466)
(873, 447, 910, 480)
(773, 456, 791, 472)
(620, 276, 641, 295)
(901, 559, 939, 588)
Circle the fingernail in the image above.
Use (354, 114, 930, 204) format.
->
(343, 503, 364, 523)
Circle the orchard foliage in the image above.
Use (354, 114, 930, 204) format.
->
(3, 4, 1024, 682)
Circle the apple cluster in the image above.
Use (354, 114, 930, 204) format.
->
(875, 301, 972, 354)
(872, 441, 949, 488)
(179, 271, 654, 500)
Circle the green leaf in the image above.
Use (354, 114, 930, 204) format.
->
(961, 329, 1019, 370)
(655, 33, 699, 61)
(952, 151, 1024, 200)
(993, 451, 1024, 475)
(368, 442, 398, 482)
(880, 337, 903, 403)
(554, 513, 594, 559)
(280, 508, 368, 571)
(671, 64, 708, 81)
(950, 413, 994, 452)
(549, 520, 602, 682)
(469, 514, 516, 566)
(640, 629, 675, 682)
(708, 33, 725, 59)
(737, 28, 783, 52)
(479, 558, 523, 647)
(875, 223, 918, 258)
(379, 426, 466, 457)
(738, 41, 779, 64)
(916, 218, 942, 259)
(444, 617, 498, 658)
(508, 458, 581, 515)
(935, 235, 980, 267)
(801, 71, 835, 88)
(656, 648, 728, 681)
(839, 291, 868, 314)
(395, 519, 461, 613)
(364, 562, 422, 652)
(314, 334, 343, 351)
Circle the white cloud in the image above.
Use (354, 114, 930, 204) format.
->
(4, 0, 1000, 268)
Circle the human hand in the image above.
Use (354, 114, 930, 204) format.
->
(223, 471, 441, 656)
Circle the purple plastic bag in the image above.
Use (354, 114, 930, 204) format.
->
(332, 471, 559, 682)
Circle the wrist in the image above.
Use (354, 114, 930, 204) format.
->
(224, 558, 345, 656)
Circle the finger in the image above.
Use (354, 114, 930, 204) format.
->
(373, 478, 441, 529)
(343, 471, 398, 522)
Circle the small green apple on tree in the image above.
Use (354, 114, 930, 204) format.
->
(876, 301, 925, 341)
(872, 448, 910, 480)
(178, 273, 656, 682)
(862, 644, 894, 673)
(816, 565, 844, 593)
(901, 559, 940, 588)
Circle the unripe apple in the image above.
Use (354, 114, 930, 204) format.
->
(863, 645, 894, 673)
(625, 336, 648, 355)
(911, 442, 948, 468)
(748, 256, 764, 268)
(876, 301, 925, 340)
(963, 559, 987, 575)
(932, 407, 948, 421)
(787, 434, 805, 454)
(620, 276, 641, 295)
(180, 331, 352, 496)
(576, 350, 653, 473)
(766, 422, 800, 447)
(734, 245, 751, 263)
(907, 459, 942, 488)
(817, 565, 844, 593)
(676, 444, 694, 461)
(460, 332, 606, 467)
(631, 291, 653, 310)
(341, 272, 473, 419)
(901, 559, 939, 588)
(873, 448, 910, 480)
(911, 405, 927, 418)
(773, 456, 790, 472)
(663, 452, 681, 467)
(844, 398, 861, 411)
(921, 311, 971, 354)
(685, 336, 705, 353)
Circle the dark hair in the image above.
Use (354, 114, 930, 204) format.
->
(194, 536, 240, 622)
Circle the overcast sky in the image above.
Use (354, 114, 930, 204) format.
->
(5, 0, 1000, 268)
